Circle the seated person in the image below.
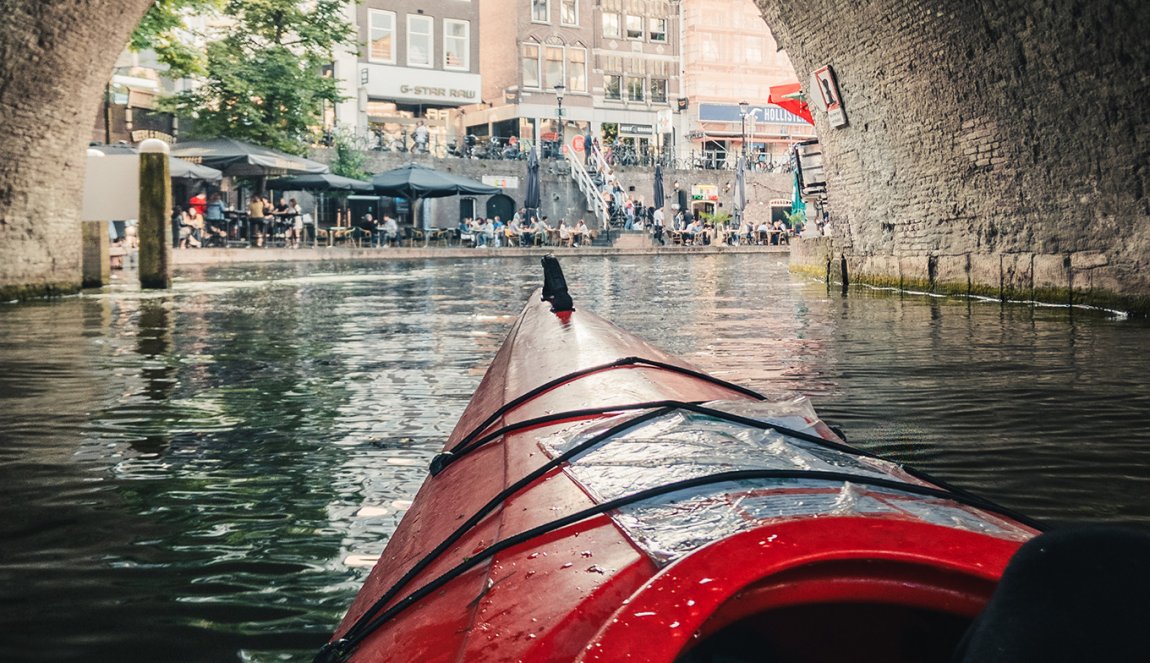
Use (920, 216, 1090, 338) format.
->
(520, 217, 537, 247)
(756, 221, 771, 244)
(684, 219, 704, 244)
(574, 219, 590, 247)
(558, 220, 572, 247)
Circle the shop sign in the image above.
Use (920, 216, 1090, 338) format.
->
(366, 64, 481, 106)
(482, 175, 520, 189)
(131, 130, 173, 144)
(619, 123, 653, 135)
(691, 184, 719, 201)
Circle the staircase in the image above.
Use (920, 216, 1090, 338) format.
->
(565, 138, 614, 233)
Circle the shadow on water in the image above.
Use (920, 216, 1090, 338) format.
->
(0, 255, 1148, 661)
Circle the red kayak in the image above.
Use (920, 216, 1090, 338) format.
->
(316, 259, 1044, 663)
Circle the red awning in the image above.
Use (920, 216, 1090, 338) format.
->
(769, 83, 814, 125)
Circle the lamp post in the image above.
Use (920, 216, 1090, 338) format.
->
(554, 84, 566, 157)
(738, 100, 750, 161)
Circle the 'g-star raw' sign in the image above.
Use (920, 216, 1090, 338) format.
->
(366, 65, 480, 106)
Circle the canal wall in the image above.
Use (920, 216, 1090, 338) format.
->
(789, 236, 1145, 313)
(306, 149, 794, 230)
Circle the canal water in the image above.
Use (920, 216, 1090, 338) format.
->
(2, 254, 1148, 662)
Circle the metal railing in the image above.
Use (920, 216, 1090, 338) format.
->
(566, 138, 612, 230)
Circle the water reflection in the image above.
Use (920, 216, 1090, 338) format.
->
(0, 255, 1147, 662)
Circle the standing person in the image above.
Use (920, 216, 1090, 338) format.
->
(652, 206, 666, 246)
(288, 198, 304, 248)
(413, 120, 429, 153)
(171, 205, 185, 248)
(248, 195, 267, 247)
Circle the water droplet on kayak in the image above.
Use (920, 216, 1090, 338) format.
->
(561, 562, 573, 568)
(686, 599, 696, 607)
(699, 578, 714, 585)
(528, 552, 539, 559)
(670, 621, 681, 629)
(579, 550, 593, 558)
(586, 564, 606, 574)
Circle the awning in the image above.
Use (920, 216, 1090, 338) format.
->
(171, 137, 329, 177)
(768, 83, 814, 125)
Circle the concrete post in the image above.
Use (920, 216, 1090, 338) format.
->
(138, 139, 172, 289)
(81, 220, 110, 288)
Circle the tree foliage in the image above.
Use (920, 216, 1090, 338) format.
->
(134, 0, 355, 155)
(329, 130, 368, 180)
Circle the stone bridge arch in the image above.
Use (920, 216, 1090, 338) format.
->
(757, 0, 1149, 311)
(0, 0, 1147, 311)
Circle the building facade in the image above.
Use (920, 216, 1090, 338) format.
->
(333, 0, 481, 154)
(472, 0, 680, 158)
(678, 0, 816, 168)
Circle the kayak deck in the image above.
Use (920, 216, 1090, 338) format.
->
(322, 290, 1037, 663)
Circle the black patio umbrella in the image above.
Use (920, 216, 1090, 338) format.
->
(523, 148, 541, 221)
(266, 173, 372, 192)
(267, 174, 373, 246)
(171, 137, 329, 177)
(653, 163, 666, 212)
(372, 163, 499, 235)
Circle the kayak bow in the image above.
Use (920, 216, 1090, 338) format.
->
(318, 259, 1039, 663)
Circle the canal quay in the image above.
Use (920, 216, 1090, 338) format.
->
(2, 253, 1150, 662)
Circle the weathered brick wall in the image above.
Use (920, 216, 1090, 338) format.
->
(759, 0, 1150, 312)
(0, 0, 154, 300)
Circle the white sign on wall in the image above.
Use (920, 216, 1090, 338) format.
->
(364, 65, 481, 106)
(482, 175, 520, 189)
(811, 64, 848, 129)
(83, 152, 140, 220)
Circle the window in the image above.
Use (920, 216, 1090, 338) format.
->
(444, 19, 469, 70)
(602, 13, 620, 38)
(604, 74, 622, 100)
(532, 0, 549, 22)
(627, 77, 644, 102)
(368, 10, 396, 63)
(544, 46, 564, 89)
(650, 78, 667, 103)
(567, 47, 587, 92)
(625, 15, 643, 39)
(649, 18, 667, 42)
(521, 43, 541, 88)
(561, 0, 578, 25)
(407, 15, 433, 67)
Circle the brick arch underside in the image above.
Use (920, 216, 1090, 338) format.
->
(0, 0, 155, 299)
(757, 0, 1150, 311)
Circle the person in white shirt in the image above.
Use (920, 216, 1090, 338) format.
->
(382, 215, 399, 247)
(652, 207, 666, 245)
(574, 219, 590, 247)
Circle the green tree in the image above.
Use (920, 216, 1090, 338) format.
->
(136, 0, 355, 155)
(131, 0, 221, 76)
(329, 130, 368, 180)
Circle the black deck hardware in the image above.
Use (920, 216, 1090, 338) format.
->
(541, 254, 574, 312)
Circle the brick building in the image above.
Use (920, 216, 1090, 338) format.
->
(471, 0, 681, 157)
(332, 0, 481, 154)
(678, 0, 816, 167)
